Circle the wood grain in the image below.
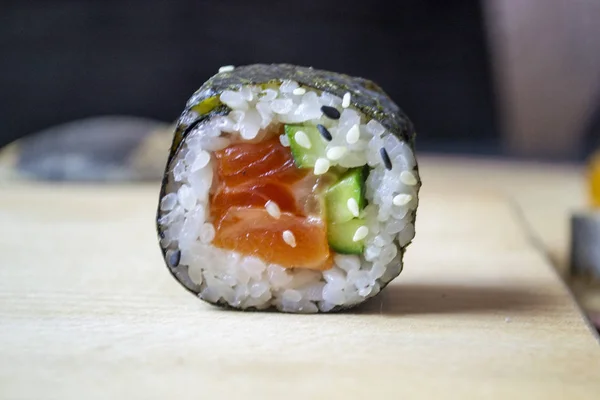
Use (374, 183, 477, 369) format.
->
(1, 164, 599, 399)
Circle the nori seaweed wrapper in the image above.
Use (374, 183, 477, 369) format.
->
(157, 63, 419, 312)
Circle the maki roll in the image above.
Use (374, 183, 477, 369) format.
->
(157, 64, 420, 313)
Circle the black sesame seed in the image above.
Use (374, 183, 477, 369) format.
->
(316, 124, 332, 141)
(380, 148, 392, 170)
(168, 250, 181, 268)
(320, 105, 341, 120)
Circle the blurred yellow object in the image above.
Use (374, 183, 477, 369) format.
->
(590, 152, 600, 207)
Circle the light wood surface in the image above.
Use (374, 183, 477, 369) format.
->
(420, 155, 587, 274)
(421, 156, 600, 323)
(1, 157, 599, 399)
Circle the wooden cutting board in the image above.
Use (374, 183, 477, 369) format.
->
(1, 178, 599, 399)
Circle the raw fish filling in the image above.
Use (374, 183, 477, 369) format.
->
(211, 137, 332, 270)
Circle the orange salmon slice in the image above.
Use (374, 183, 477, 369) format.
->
(214, 137, 306, 185)
(213, 208, 332, 270)
(209, 136, 331, 270)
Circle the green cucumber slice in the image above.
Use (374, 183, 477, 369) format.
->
(284, 125, 328, 168)
(325, 168, 367, 223)
(327, 218, 368, 254)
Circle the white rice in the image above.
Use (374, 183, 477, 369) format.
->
(159, 81, 419, 312)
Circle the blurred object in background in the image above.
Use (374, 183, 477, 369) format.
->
(590, 154, 600, 208)
(570, 211, 600, 279)
(0, 116, 172, 182)
(483, 0, 600, 160)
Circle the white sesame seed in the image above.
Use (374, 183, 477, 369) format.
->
(347, 198, 360, 217)
(265, 200, 281, 219)
(352, 226, 369, 242)
(282, 230, 297, 247)
(218, 65, 235, 73)
(342, 92, 351, 108)
(400, 171, 418, 186)
(346, 124, 360, 144)
(392, 194, 413, 206)
(326, 146, 347, 160)
(292, 87, 306, 95)
(279, 134, 290, 147)
(313, 158, 330, 175)
(294, 130, 312, 149)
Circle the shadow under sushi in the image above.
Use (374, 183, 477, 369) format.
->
(353, 283, 558, 316)
(198, 282, 557, 315)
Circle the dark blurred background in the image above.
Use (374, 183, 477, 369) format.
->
(1, 0, 599, 159)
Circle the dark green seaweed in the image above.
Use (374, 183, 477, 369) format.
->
(157, 64, 420, 313)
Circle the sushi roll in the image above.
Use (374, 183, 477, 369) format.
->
(157, 64, 420, 313)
